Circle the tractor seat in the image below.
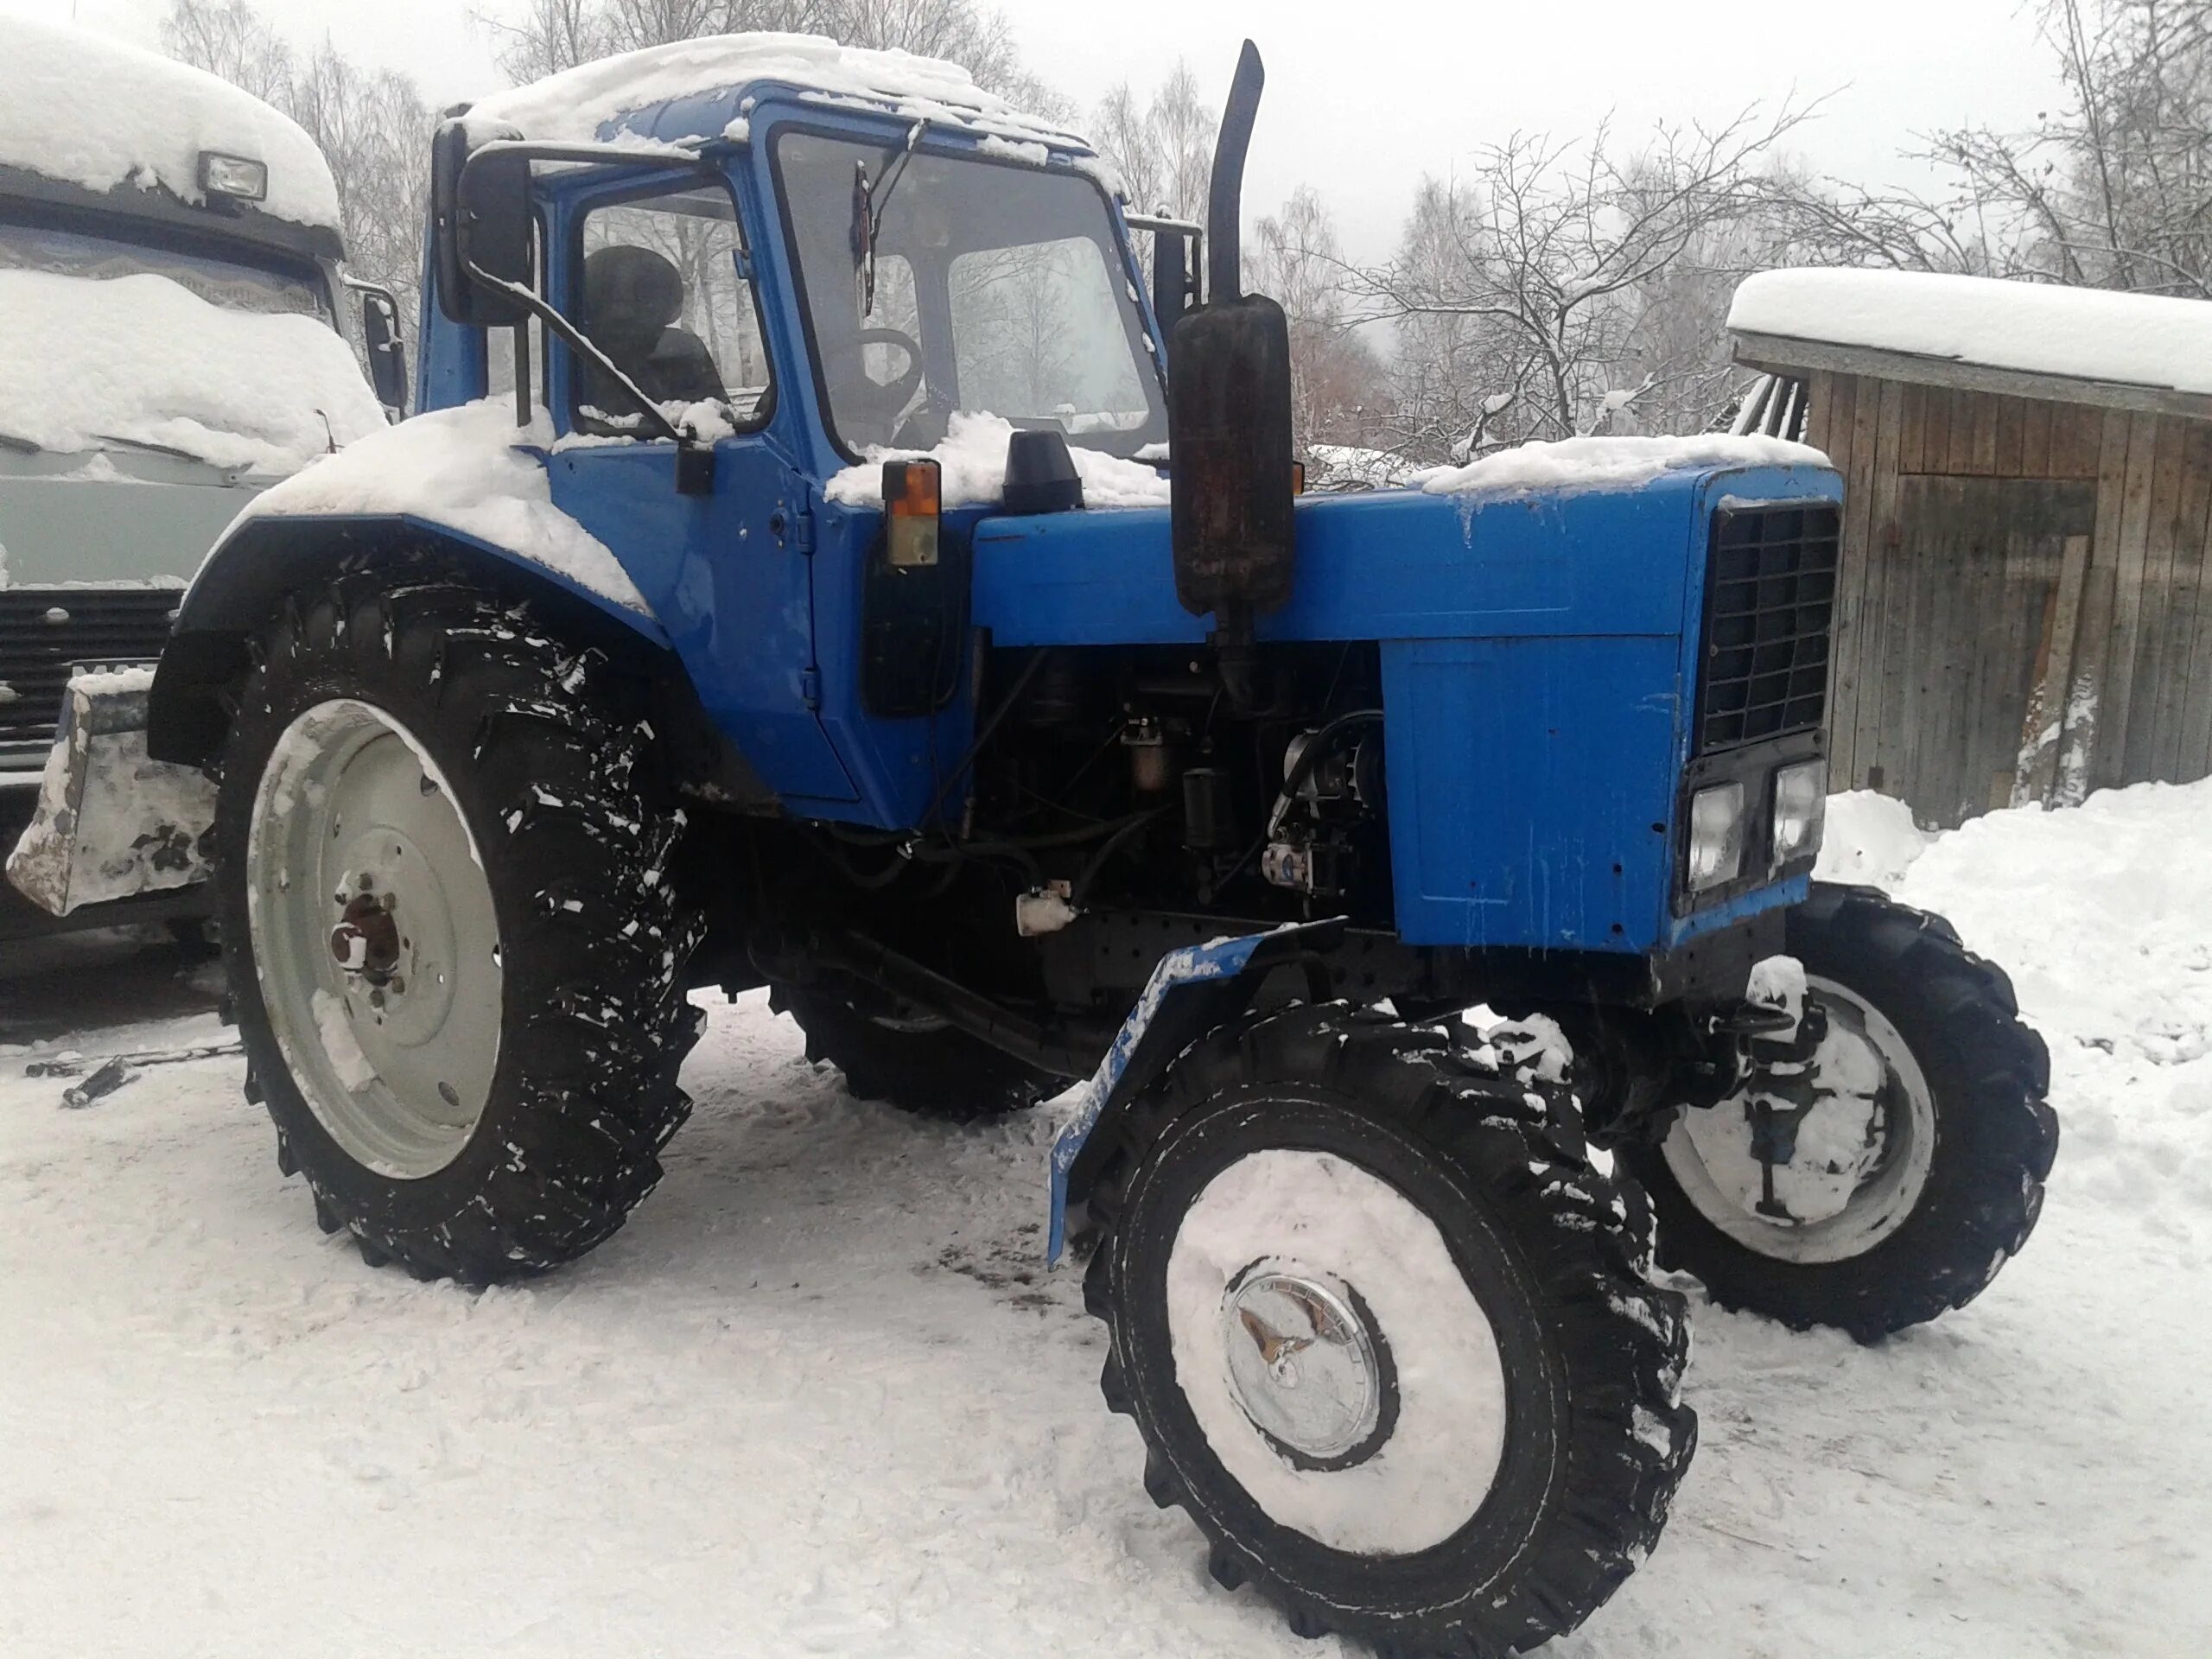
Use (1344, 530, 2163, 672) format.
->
(579, 245, 727, 429)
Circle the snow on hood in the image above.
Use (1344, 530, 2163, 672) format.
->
(823, 410, 1171, 512)
(468, 31, 1085, 152)
(1416, 434, 1830, 499)
(0, 16, 340, 232)
(0, 269, 385, 474)
(232, 399, 651, 615)
(1732, 267, 2212, 398)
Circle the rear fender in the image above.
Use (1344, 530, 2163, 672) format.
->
(149, 513, 673, 769)
(1046, 918, 1342, 1262)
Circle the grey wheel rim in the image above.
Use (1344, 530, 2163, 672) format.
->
(1662, 975, 1938, 1264)
(246, 698, 503, 1179)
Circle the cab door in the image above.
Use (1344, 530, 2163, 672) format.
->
(536, 170, 858, 806)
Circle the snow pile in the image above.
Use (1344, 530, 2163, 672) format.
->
(1815, 789, 1935, 888)
(1876, 779, 2212, 1227)
(234, 400, 651, 614)
(0, 270, 385, 473)
(1415, 433, 1829, 499)
(5, 773, 2212, 1655)
(1731, 267, 2212, 397)
(470, 32, 1086, 152)
(0, 16, 340, 230)
(823, 410, 1171, 512)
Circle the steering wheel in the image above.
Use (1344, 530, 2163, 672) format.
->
(834, 327, 925, 440)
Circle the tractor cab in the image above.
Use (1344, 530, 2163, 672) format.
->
(408, 52, 1183, 815)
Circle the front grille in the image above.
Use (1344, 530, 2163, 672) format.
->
(0, 588, 178, 753)
(1694, 503, 1840, 753)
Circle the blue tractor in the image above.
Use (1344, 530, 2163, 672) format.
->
(120, 35, 2053, 1656)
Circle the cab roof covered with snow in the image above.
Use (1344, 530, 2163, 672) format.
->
(0, 15, 343, 259)
(461, 31, 1101, 170)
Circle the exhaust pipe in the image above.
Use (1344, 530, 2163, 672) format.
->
(1207, 41, 1264, 303)
(1166, 39, 1295, 713)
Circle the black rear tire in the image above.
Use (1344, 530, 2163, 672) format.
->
(1084, 1003, 1694, 1656)
(772, 978, 1058, 1121)
(218, 575, 703, 1284)
(1619, 882, 2057, 1340)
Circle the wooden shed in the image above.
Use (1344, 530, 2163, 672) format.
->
(1727, 268, 2212, 826)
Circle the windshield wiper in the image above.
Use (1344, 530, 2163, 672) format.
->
(849, 117, 929, 317)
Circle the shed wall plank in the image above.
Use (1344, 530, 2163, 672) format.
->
(1921, 385, 1952, 476)
(2100, 410, 2164, 788)
(1851, 378, 1906, 782)
(2021, 398, 2053, 478)
(1804, 371, 1840, 457)
(1898, 381, 1928, 474)
(1832, 375, 1884, 784)
(2059, 409, 2135, 798)
(2150, 422, 2212, 779)
(1949, 390, 1983, 474)
(1983, 393, 2012, 475)
(2125, 416, 2191, 779)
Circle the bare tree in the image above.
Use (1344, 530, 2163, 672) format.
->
(1919, 0, 2212, 296)
(1244, 187, 1386, 453)
(1343, 103, 1824, 464)
(1092, 61, 1213, 219)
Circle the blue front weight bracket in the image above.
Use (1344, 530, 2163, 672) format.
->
(1045, 917, 1344, 1262)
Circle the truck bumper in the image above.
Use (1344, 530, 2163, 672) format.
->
(4, 671, 216, 923)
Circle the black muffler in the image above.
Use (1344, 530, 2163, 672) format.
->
(1167, 40, 1295, 712)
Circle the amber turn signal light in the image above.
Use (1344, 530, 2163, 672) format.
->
(883, 458, 941, 569)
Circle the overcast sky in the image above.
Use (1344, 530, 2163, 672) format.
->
(12, 0, 2067, 259)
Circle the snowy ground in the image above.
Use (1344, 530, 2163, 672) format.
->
(3, 785, 2209, 1658)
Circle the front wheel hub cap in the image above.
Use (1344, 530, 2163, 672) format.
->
(1221, 1268, 1383, 1465)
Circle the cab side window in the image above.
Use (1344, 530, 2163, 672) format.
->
(574, 183, 772, 437)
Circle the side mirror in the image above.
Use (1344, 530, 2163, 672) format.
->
(354, 284, 409, 418)
(431, 117, 531, 327)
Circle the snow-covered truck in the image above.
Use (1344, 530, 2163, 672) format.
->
(0, 17, 397, 939)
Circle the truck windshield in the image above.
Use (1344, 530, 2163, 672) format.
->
(772, 130, 1166, 460)
(0, 219, 331, 321)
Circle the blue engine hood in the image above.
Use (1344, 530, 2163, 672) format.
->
(969, 462, 1839, 647)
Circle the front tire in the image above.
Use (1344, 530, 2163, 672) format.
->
(1619, 882, 2057, 1340)
(1085, 1004, 1694, 1656)
(218, 575, 703, 1283)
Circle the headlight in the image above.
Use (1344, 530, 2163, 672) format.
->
(1687, 782, 1745, 892)
(197, 151, 269, 203)
(1772, 760, 1827, 862)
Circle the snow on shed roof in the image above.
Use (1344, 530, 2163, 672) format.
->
(1730, 268, 2212, 416)
(467, 31, 1086, 155)
(0, 16, 340, 232)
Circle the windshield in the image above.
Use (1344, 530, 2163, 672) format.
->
(772, 130, 1165, 460)
(0, 215, 381, 472)
(0, 219, 331, 321)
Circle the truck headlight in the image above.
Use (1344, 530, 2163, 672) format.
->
(1772, 760, 1827, 862)
(197, 151, 269, 203)
(1687, 782, 1745, 892)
